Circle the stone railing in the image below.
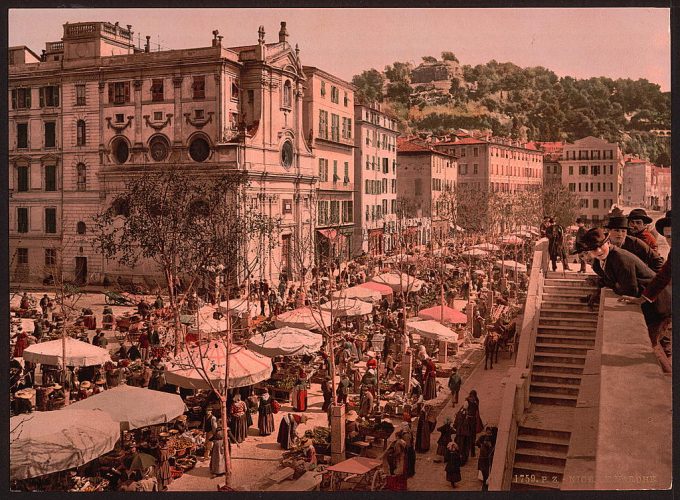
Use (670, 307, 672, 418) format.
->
(488, 238, 548, 490)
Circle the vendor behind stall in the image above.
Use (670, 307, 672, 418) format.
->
(299, 437, 317, 466)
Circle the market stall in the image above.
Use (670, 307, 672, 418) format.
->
(417, 305, 467, 324)
(164, 342, 273, 391)
(460, 248, 489, 258)
(356, 282, 393, 299)
(248, 327, 322, 358)
(331, 286, 381, 304)
(274, 307, 332, 331)
(218, 298, 259, 318)
(65, 385, 187, 431)
(323, 457, 386, 491)
(371, 273, 424, 293)
(494, 260, 528, 274)
(10, 409, 120, 481)
(471, 243, 501, 252)
(22, 337, 111, 367)
(321, 297, 373, 318)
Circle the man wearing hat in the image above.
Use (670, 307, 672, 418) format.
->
(545, 218, 571, 272)
(77, 380, 92, 401)
(574, 218, 588, 273)
(604, 208, 664, 272)
(627, 208, 658, 250)
(581, 227, 671, 347)
(539, 215, 551, 238)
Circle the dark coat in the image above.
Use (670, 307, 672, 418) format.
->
(546, 224, 566, 257)
(593, 246, 671, 326)
(621, 235, 664, 272)
(643, 251, 671, 302)
(445, 448, 462, 484)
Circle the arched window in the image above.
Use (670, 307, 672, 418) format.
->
(283, 80, 292, 108)
(76, 221, 86, 235)
(76, 120, 86, 146)
(111, 137, 130, 164)
(76, 163, 86, 191)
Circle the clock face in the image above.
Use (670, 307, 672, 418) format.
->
(281, 141, 293, 169)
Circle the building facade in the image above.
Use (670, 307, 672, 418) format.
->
(353, 103, 399, 256)
(396, 139, 456, 248)
(655, 166, 672, 211)
(622, 157, 655, 209)
(560, 136, 624, 224)
(10, 21, 317, 286)
(302, 66, 355, 262)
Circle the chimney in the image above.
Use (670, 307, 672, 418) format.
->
(278, 21, 289, 43)
(145, 36, 151, 53)
(212, 30, 219, 47)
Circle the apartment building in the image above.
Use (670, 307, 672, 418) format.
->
(10, 21, 317, 285)
(353, 103, 399, 256)
(302, 67, 355, 261)
(560, 136, 624, 223)
(396, 138, 457, 248)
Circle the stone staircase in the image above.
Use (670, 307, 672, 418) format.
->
(511, 270, 599, 490)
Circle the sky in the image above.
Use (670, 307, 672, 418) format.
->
(9, 8, 671, 91)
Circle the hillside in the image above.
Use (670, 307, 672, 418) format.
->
(352, 53, 670, 163)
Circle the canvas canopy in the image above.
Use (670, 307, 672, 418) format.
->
(219, 298, 259, 318)
(500, 235, 524, 246)
(190, 304, 229, 333)
(332, 286, 381, 303)
(494, 260, 528, 273)
(407, 319, 460, 344)
(357, 281, 393, 297)
(10, 409, 120, 480)
(274, 307, 332, 330)
(371, 273, 424, 293)
(22, 337, 111, 367)
(65, 385, 187, 431)
(471, 243, 500, 252)
(461, 248, 489, 258)
(321, 297, 373, 317)
(418, 305, 467, 324)
(164, 342, 272, 391)
(247, 327, 323, 358)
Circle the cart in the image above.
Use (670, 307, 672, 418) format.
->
(104, 290, 135, 306)
(322, 457, 386, 491)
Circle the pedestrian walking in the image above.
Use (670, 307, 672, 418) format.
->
(546, 218, 571, 272)
(444, 441, 463, 488)
(448, 367, 462, 405)
(209, 428, 226, 478)
(436, 416, 455, 457)
(257, 389, 275, 436)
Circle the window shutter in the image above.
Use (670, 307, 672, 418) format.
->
(108, 83, 114, 103)
(11, 89, 16, 109)
(39, 87, 45, 108)
(26, 89, 31, 108)
(54, 86, 60, 106)
(124, 82, 130, 103)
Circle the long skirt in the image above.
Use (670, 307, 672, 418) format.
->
(231, 413, 249, 443)
(209, 439, 226, 475)
(156, 448, 172, 489)
(258, 412, 275, 436)
(295, 389, 308, 412)
(423, 376, 437, 400)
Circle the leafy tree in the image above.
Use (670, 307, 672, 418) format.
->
(542, 183, 580, 229)
(384, 61, 412, 82)
(386, 81, 412, 106)
(422, 56, 438, 63)
(655, 152, 671, 167)
(441, 51, 459, 63)
(352, 69, 384, 104)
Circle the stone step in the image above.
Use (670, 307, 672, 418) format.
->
(515, 447, 568, 461)
(533, 352, 587, 365)
(518, 426, 571, 442)
(516, 436, 570, 454)
(529, 381, 580, 396)
(529, 391, 579, 406)
(540, 302, 593, 311)
(537, 325, 597, 334)
(536, 334, 596, 346)
(535, 343, 592, 355)
(546, 271, 592, 279)
(538, 318, 599, 328)
(542, 285, 597, 294)
(540, 308, 598, 317)
(513, 460, 566, 477)
(531, 373, 583, 385)
(532, 361, 585, 375)
(544, 279, 595, 288)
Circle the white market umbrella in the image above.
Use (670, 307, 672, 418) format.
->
(372, 272, 425, 293)
(219, 298, 259, 318)
(247, 327, 323, 358)
(192, 304, 229, 333)
(322, 297, 373, 317)
(164, 342, 272, 391)
(65, 385, 187, 431)
(471, 243, 501, 252)
(512, 230, 534, 239)
(500, 235, 524, 246)
(10, 409, 120, 480)
(332, 286, 381, 303)
(274, 306, 332, 330)
(406, 319, 461, 344)
(461, 248, 489, 258)
(22, 337, 111, 367)
(494, 260, 528, 273)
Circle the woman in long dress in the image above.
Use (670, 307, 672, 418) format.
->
(156, 438, 172, 490)
(436, 417, 455, 457)
(257, 389, 275, 436)
(230, 394, 249, 443)
(209, 428, 226, 478)
(415, 404, 436, 453)
(444, 441, 462, 488)
(423, 357, 437, 400)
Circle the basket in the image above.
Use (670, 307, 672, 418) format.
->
(170, 468, 183, 480)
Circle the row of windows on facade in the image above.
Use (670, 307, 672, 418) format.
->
(362, 109, 398, 131)
(14, 207, 86, 235)
(487, 182, 542, 193)
(14, 164, 87, 192)
(14, 248, 58, 267)
(318, 159, 351, 183)
(11, 77, 243, 109)
(364, 200, 397, 221)
(578, 198, 616, 210)
(15, 120, 88, 150)
(319, 81, 350, 107)
(445, 145, 541, 162)
(410, 178, 454, 196)
(318, 111, 352, 142)
(365, 178, 398, 195)
(317, 200, 354, 225)
(365, 130, 396, 151)
(458, 163, 541, 178)
(365, 157, 397, 175)
(568, 182, 618, 193)
(567, 165, 617, 176)
(563, 149, 616, 161)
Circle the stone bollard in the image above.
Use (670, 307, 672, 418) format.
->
(330, 403, 346, 464)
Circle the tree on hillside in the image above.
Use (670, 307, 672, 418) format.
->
(352, 69, 384, 104)
(441, 51, 459, 63)
(384, 61, 412, 83)
(386, 81, 412, 106)
(422, 56, 438, 63)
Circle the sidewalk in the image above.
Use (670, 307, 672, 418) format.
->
(407, 350, 515, 491)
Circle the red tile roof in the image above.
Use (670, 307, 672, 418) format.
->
(436, 137, 488, 146)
